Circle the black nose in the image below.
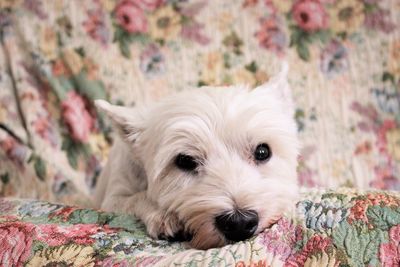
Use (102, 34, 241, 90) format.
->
(215, 210, 259, 242)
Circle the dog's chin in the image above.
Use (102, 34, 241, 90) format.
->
(188, 223, 266, 250)
(188, 223, 226, 249)
(179, 213, 226, 249)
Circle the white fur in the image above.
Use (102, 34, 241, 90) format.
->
(94, 63, 300, 249)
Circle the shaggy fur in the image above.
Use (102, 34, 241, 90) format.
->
(94, 63, 300, 249)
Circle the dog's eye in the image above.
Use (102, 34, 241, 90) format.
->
(175, 154, 198, 172)
(254, 143, 272, 162)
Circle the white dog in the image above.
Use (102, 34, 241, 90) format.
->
(94, 63, 299, 249)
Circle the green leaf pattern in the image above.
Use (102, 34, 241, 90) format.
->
(1, 189, 400, 266)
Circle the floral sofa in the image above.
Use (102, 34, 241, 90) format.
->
(0, 0, 399, 266)
(2, 188, 400, 266)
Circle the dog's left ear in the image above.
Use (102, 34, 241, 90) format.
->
(253, 62, 294, 115)
(95, 100, 146, 143)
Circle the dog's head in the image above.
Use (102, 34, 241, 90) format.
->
(96, 63, 300, 249)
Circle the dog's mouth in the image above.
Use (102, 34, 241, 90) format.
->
(170, 212, 263, 249)
(159, 229, 193, 243)
(162, 220, 274, 249)
(171, 229, 193, 242)
(186, 215, 280, 249)
(169, 206, 281, 249)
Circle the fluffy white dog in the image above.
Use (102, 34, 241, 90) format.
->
(94, 63, 299, 249)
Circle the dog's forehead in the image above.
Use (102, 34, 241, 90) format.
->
(154, 86, 282, 122)
(147, 86, 294, 145)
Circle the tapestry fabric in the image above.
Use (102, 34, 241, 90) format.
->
(0, 0, 399, 205)
(1, 188, 400, 266)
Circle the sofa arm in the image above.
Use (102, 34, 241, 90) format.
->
(1, 188, 399, 266)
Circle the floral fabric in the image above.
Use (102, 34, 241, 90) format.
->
(0, 1, 399, 204)
(1, 188, 400, 266)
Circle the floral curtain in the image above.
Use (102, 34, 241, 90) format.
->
(0, 0, 399, 205)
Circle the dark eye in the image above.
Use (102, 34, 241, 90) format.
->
(174, 154, 198, 172)
(254, 143, 272, 162)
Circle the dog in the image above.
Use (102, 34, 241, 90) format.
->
(93, 63, 300, 249)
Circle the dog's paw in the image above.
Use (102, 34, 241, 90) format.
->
(146, 211, 189, 242)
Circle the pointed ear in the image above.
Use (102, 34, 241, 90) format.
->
(253, 62, 294, 114)
(95, 100, 145, 143)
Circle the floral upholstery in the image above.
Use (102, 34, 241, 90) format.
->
(0, 0, 399, 266)
(0, 0, 399, 204)
(1, 188, 400, 266)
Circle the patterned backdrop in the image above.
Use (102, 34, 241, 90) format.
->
(0, 0, 399, 206)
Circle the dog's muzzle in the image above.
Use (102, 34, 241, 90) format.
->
(214, 209, 259, 242)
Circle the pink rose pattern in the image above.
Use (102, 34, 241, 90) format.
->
(351, 102, 400, 190)
(115, 0, 148, 33)
(111, 0, 209, 58)
(257, 0, 395, 63)
(0, 198, 15, 213)
(380, 225, 400, 266)
(255, 15, 287, 56)
(0, 198, 172, 266)
(0, 137, 27, 169)
(61, 91, 94, 143)
(0, 222, 36, 267)
(258, 191, 400, 266)
(292, 0, 328, 32)
(285, 235, 334, 267)
(83, 8, 109, 45)
(36, 224, 104, 246)
(1, 190, 400, 266)
(259, 218, 303, 261)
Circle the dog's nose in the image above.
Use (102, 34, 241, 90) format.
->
(215, 210, 259, 242)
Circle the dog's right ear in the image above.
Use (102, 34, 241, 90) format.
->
(95, 100, 146, 143)
(252, 62, 294, 116)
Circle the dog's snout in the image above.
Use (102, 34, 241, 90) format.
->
(214, 209, 259, 242)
